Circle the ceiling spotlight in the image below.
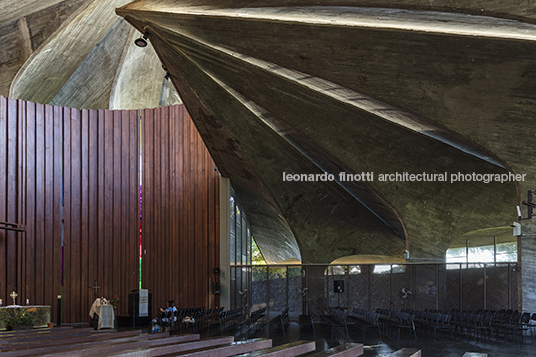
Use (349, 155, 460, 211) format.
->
(135, 27, 149, 47)
(134, 35, 148, 47)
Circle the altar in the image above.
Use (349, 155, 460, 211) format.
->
(0, 305, 51, 330)
(89, 298, 115, 330)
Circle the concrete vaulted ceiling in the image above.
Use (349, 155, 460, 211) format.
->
(2, 0, 181, 109)
(3, 0, 535, 263)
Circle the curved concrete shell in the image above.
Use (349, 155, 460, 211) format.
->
(2, 0, 534, 263)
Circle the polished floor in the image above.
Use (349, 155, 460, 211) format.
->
(238, 321, 536, 357)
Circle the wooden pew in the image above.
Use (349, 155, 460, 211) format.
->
(233, 341, 316, 357)
(269, 308, 289, 336)
(0, 327, 92, 342)
(38, 335, 230, 357)
(0, 330, 148, 352)
(298, 314, 316, 338)
(0, 326, 75, 335)
(307, 343, 363, 357)
(0, 329, 118, 346)
(106, 337, 272, 357)
(0, 331, 177, 356)
(386, 348, 421, 357)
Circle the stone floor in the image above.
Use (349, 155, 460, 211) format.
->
(242, 321, 536, 356)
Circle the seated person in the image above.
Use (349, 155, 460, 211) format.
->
(151, 300, 177, 332)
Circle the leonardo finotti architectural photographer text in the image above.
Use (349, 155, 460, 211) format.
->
(282, 171, 526, 184)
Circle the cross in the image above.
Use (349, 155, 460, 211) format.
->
(89, 280, 101, 299)
(522, 190, 535, 219)
(10, 291, 18, 305)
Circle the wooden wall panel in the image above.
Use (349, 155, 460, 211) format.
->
(0, 96, 218, 323)
(142, 105, 220, 316)
(0, 96, 8, 302)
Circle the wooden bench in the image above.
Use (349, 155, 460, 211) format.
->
(307, 343, 363, 357)
(233, 340, 316, 356)
(386, 348, 421, 357)
(106, 337, 272, 357)
(237, 307, 267, 337)
(0, 333, 197, 357)
(269, 308, 289, 336)
(0, 327, 95, 344)
(0, 330, 155, 353)
(298, 314, 316, 338)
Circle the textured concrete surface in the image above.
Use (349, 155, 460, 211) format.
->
(0, 0, 88, 97)
(109, 23, 167, 110)
(2, 0, 180, 110)
(0, 1, 532, 265)
(117, 1, 526, 263)
(520, 219, 536, 312)
(49, 18, 132, 109)
(10, 0, 133, 104)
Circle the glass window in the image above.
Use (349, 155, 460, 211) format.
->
(446, 247, 466, 263)
(230, 187, 253, 267)
(468, 246, 494, 263)
(349, 265, 361, 274)
(230, 233, 236, 265)
(325, 266, 346, 275)
(230, 196, 236, 235)
(373, 265, 391, 274)
(446, 240, 517, 268)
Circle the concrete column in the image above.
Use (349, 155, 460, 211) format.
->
(219, 177, 231, 310)
(519, 219, 536, 312)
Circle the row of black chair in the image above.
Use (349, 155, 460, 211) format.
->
(347, 308, 382, 339)
(321, 308, 349, 338)
(401, 308, 536, 343)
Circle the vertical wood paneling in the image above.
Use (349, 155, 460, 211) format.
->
(80, 109, 89, 322)
(6, 98, 17, 297)
(52, 105, 62, 323)
(0, 96, 7, 302)
(112, 110, 121, 306)
(87, 109, 97, 311)
(142, 105, 220, 316)
(121, 110, 129, 316)
(0, 96, 217, 323)
(63, 106, 72, 321)
(128, 110, 139, 317)
(44, 105, 54, 308)
(70, 108, 82, 321)
(103, 110, 114, 302)
(34, 102, 45, 307)
(97, 109, 105, 306)
(24, 101, 35, 307)
(17, 100, 25, 303)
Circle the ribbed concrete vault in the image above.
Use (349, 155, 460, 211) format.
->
(2, 0, 181, 110)
(115, 0, 535, 263)
(2, 1, 534, 264)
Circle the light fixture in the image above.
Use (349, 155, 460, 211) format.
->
(134, 27, 149, 47)
(134, 35, 147, 47)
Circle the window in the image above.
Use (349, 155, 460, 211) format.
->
(446, 238, 517, 268)
(230, 186, 252, 266)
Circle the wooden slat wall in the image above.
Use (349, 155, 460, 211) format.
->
(63, 108, 140, 321)
(142, 105, 220, 316)
(0, 97, 218, 322)
(0, 97, 140, 322)
(0, 98, 63, 319)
